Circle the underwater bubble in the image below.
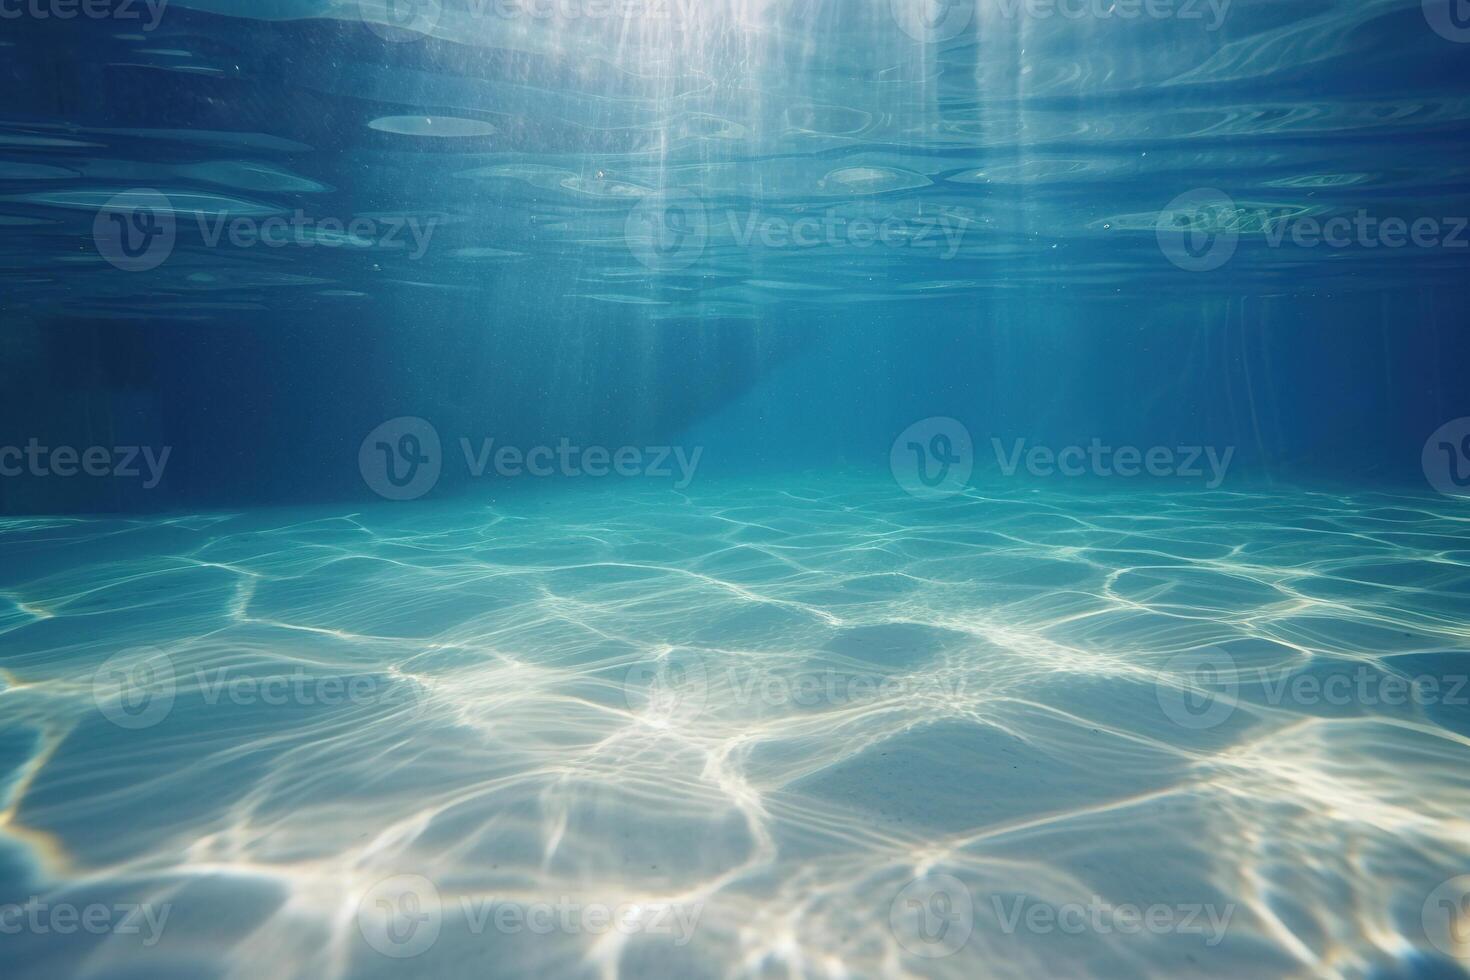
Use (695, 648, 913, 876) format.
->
(367, 116, 498, 138)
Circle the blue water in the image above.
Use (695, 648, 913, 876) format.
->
(2, 1, 1470, 977)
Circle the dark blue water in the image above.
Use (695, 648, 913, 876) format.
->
(2, 2, 1470, 977)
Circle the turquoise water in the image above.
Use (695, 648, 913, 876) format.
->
(3, 0, 1470, 977)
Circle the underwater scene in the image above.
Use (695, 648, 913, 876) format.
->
(2, 0, 1470, 977)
